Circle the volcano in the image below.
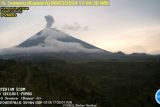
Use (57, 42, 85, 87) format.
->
(0, 15, 112, 60)
(16, 28, 107, 53)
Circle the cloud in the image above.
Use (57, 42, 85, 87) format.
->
(45, 15, 55, 28)
(62, 22, 88, 31)
(0, 42, 102, 55)
(83, 26, 88, 31)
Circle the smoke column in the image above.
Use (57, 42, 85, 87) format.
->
(45, 15, 54, 28)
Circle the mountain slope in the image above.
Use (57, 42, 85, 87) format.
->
(17, 28, 104, 50)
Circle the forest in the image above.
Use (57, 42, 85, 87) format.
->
(0, 59, 160, 107)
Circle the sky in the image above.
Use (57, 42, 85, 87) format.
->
(0, 0, 160, 55)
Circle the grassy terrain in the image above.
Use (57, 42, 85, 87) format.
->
(0, 59, 160, 107)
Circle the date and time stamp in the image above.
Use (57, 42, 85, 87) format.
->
(0, 0, 110, 17)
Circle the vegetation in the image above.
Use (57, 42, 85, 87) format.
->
(0, 59, 160, 107)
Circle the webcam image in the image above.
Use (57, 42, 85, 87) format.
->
(0, 0, 160, 107)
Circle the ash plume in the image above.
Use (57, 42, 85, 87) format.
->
(45, 15, 54, 28)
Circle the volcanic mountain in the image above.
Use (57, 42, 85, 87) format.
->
(0, 15, 112, 60)
(17, 28, 107, 53)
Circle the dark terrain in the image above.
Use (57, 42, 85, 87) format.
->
(0, 59, 160, 107)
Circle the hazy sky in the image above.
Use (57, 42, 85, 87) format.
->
(0, 0, 160, 54)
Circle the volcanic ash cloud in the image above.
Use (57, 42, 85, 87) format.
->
(45, 15, 55, 28)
